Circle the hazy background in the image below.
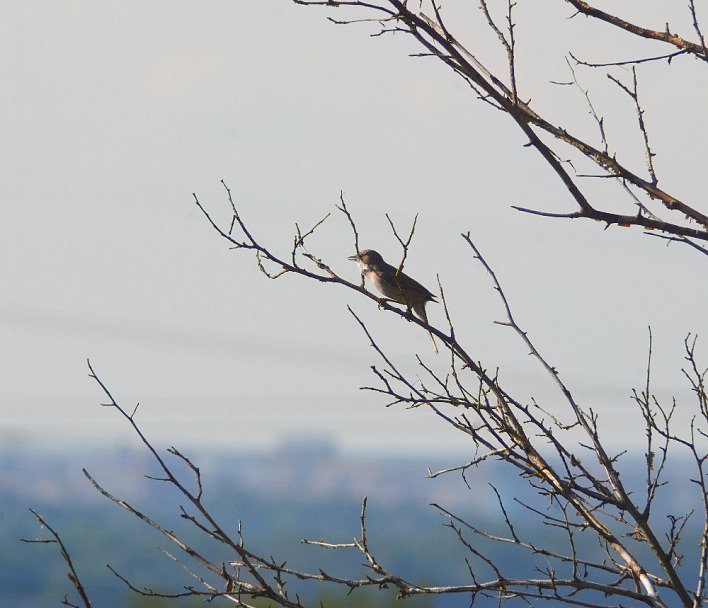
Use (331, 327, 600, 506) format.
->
(2, 0, 707, 456)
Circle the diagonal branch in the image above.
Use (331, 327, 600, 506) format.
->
(22, 510, 93, 608)
(564, 0, 708, 60)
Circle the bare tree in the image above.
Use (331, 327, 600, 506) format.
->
(289, 0, 708, 253)
(29, 2, 708, 607)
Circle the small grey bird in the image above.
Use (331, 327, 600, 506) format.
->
(349, 249, 438, 353)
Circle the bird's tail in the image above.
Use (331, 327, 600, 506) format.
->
(427, 329, 439, 354)
(414, 303, 439, 355)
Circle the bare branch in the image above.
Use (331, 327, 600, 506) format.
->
(564, 0, 708, 60)
(22, 510, 93, 608)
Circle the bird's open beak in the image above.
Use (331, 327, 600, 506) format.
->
(348, 254, 358, 261)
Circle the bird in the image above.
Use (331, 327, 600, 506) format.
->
(348, 249, 439, 353)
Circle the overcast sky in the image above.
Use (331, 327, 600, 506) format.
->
(2, 1, 707, 456)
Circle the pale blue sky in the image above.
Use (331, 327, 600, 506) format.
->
(2, 1, 707, 455)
